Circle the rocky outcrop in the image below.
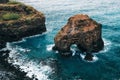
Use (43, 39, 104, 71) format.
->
(0, 0, 9, 3)
(0, 3, 46, 49)
(53, 14, 104, 61)
(0, 2, 46, 80)
(0, 50, 33, 80)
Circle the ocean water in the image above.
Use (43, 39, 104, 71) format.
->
(5, 0, 120, 80)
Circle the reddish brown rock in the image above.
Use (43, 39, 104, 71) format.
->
(53, 14, 104, 60)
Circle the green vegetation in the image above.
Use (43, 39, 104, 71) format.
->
(2, 13, 20, 21)
(7, 1, 23, 5)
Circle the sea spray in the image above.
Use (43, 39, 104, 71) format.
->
(6, 43, 53, 80)
(80, 53, 98, 62)
(99, 38, 112, 53)
(12, 32, 47, 44)
(46, 44, 55, 51)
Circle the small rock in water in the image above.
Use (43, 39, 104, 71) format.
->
(84, 53, 94, 61)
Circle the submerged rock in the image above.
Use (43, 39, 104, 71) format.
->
(0, 3, 46, 49)
(53, 14, 104, 60)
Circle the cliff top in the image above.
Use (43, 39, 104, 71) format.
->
(0, 1, 44, 23)
(0, 1, 46, 49)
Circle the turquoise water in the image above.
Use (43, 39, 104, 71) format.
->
(7, 0, 120, 80)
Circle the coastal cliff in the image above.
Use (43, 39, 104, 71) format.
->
(53, 14, 104, 61)
(0, 2, 46, 49)
(0, 1, 46, 80)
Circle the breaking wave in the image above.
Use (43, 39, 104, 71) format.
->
(99, 38, 112, 53)
(46, 44, 55, 51)
(6, 43, 52, 80)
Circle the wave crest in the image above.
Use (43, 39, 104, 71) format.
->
(6, 43, 52, 80)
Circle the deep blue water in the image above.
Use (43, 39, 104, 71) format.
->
(6, 0, 120, 80)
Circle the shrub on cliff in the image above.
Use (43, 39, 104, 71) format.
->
(7, 1, 23, 5)
(2, 13, 20, 21)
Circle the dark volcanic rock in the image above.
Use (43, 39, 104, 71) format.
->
(53, 14, 104, 60)
(0, 2, 46, 80)
(0, 50, 33, 80)
(0, 0, 9, 3)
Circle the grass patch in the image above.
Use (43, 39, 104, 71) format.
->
(2, 13, 20, 21)
(7, 1, 23, 5)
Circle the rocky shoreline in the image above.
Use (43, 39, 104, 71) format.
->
(0, 1, 104, 80)
(0, 50, 34, 80)
(0, 1, 46, 80)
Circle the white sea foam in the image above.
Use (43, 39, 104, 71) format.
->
(12, 38, 26, 44)
(6, 43, 52, 80)
(19, 48, 31, 53)
(79, 38, 111, 62)
(99, 38, 112, 53)
(80, 54, 98, 63)
(1, 32, 51, 80)
(70, 44, 78, 56)
(5, 31, 47, 53)
(25, 32, 47, 39)
(71, 48, 76, 56)
(55, 51, 59, 53)
(46, 44, 54, 51)
(0, 48, 8, 51)
(12, 32, 47, 44)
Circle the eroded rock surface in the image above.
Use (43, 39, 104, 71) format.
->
(0, 3, 46, 48)
(53, 14, 104, 60)
(0, 2, 46, 80)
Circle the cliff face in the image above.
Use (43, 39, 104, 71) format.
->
(0, 2, 46, 79)
(0, 3, 46, 48)
(0, 0, 9, 3)
(53, 14, 104, 60)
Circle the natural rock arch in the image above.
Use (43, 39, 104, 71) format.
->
(53, 14, 104, 61)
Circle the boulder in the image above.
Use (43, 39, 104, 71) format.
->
(53, 14, 104, 60)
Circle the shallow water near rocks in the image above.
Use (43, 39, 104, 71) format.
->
(4, 0, 120, 80)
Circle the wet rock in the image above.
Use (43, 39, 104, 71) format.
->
(84, 53, 94, 61)
(0, 50, 10, 62)
(0, 50, 33, 80)
(0, 2, 46, 80)
(53, 14, 104, 60)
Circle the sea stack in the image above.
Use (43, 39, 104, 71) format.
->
(53, 14, 104, 61)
